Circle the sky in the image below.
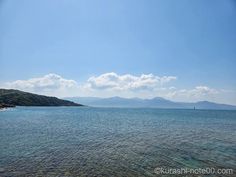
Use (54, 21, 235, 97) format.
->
(0, 0, 236, 104)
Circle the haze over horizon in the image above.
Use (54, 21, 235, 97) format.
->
(1, 0, 236, 105)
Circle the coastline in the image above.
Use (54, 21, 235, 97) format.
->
(0, 103, 16, 110)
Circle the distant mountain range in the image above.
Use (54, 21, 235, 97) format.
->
(65, 96, 236, 110)
(1, 88, 234, 110)
(0, 89, 83, 107)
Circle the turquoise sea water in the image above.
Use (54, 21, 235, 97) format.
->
(0, 107, 235, 177)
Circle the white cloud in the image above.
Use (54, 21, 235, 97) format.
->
(191, 86, 218, 95)
(166, 86, 219, 101)
(85, 72, 177, 91)
(4, 73, 78, 96)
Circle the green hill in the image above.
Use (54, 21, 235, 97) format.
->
(0, 89, 83, 107)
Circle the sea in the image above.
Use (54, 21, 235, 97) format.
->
(0, 107, 235, 177)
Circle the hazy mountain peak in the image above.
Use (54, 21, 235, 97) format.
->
(65, 96, 236, 110)
(151, 97, 168, 101)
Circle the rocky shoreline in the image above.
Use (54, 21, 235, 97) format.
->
(0, 103, 16, 109)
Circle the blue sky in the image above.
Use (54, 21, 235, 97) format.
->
(0, 0, 236, 104)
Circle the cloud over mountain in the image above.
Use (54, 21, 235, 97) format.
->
(5, 73, 78, 93)
(86, 72, 177, 91)
(166, 86, 219, 102)
(2, 73, 225, 103)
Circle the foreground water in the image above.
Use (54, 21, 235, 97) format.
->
(0, 107, 235, 177)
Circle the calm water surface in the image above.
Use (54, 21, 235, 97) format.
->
(0, 107, 236, 177)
